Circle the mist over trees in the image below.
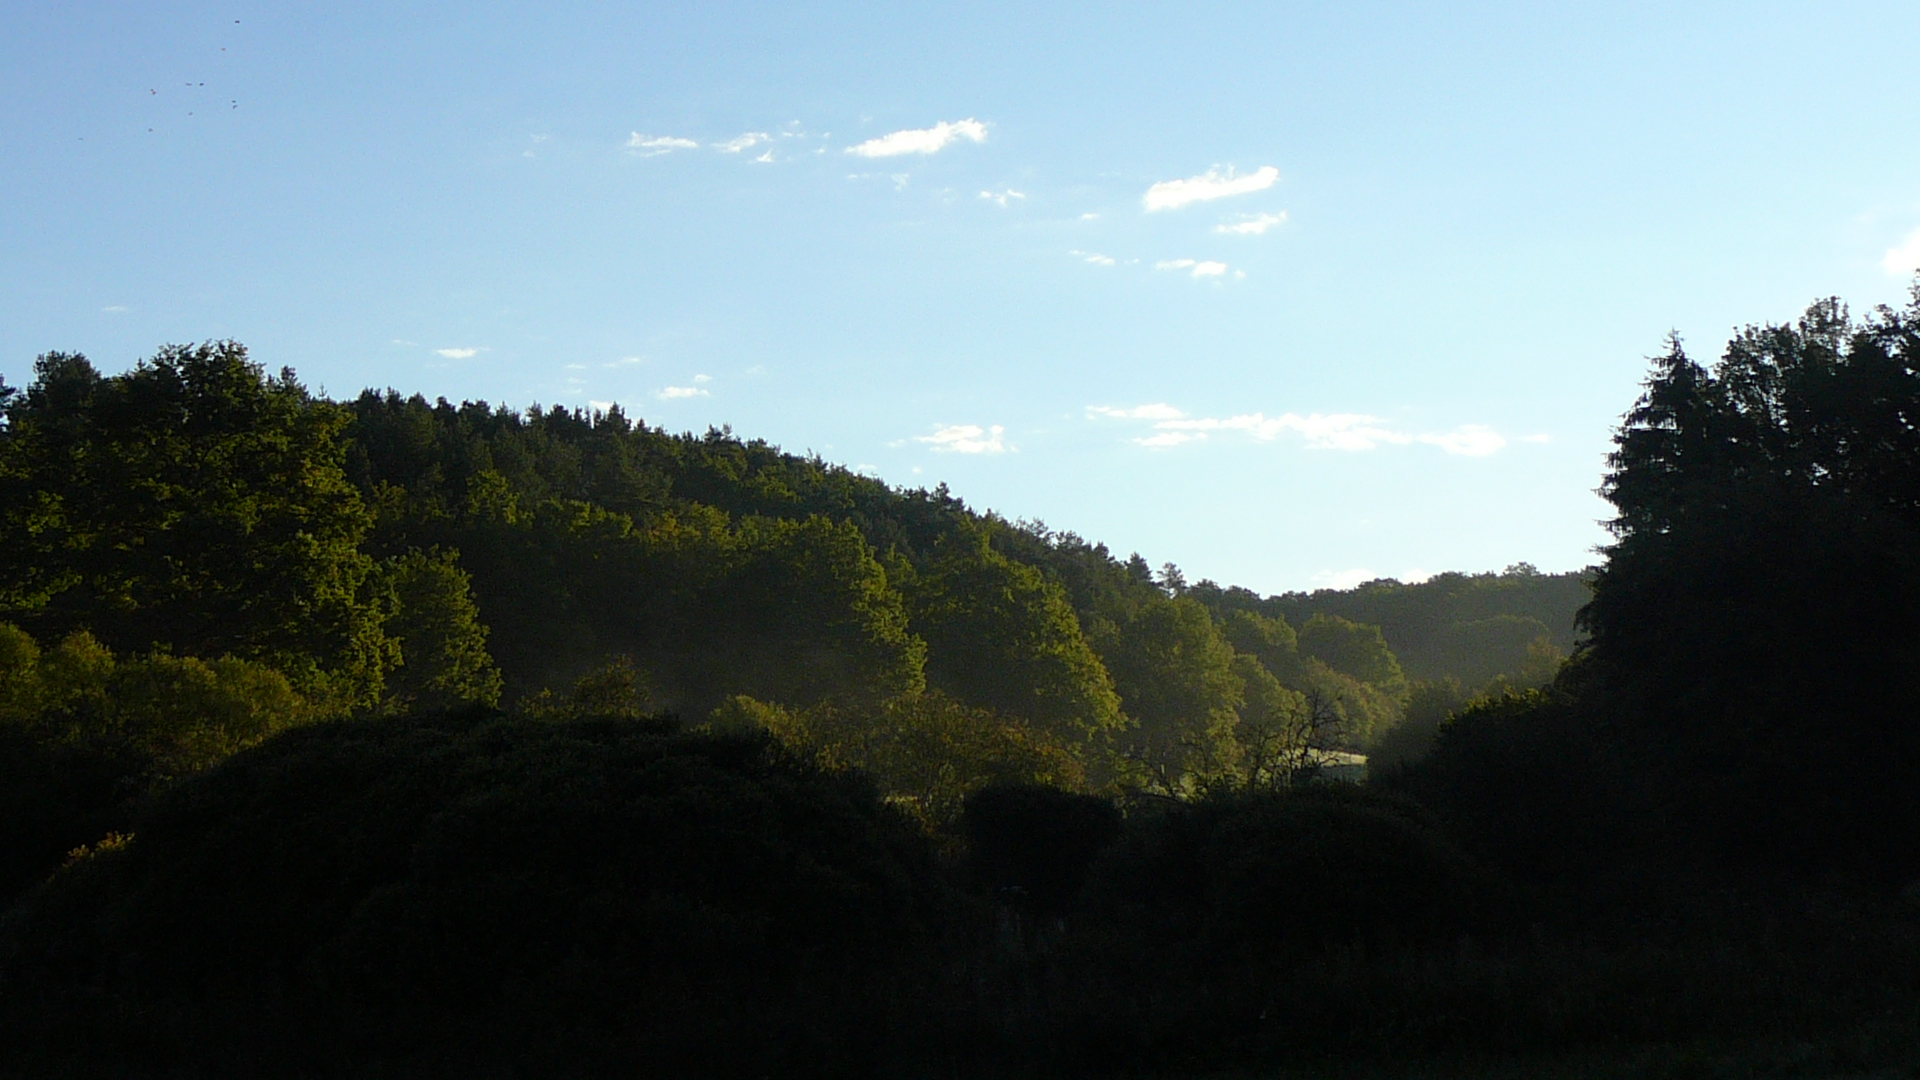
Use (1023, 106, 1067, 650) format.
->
(6, 286, 1920, 1077)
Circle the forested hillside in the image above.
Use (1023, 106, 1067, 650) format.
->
(5, 288, 1920, 1078)
(0, 344, 1560, 851)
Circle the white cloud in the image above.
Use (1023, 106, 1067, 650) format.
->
(845, 118, 987, 158)
(1216, 211, 1288, 235)
(1417, 425, 1507, 457)
(1313, 568, 1379, 590)
(101, 305, 129, 313)
(1142, 412, 1346, 445)
(1088, 403, 1185, 420)
(435, 347, 481, 359)
(692, 374, 712, 383)
(1070, 249, 1116, 266)
(1080, 212, 1100, 220)
(1883, 227, 1920, 275)
(589, 400, 615, 413)
(656, 385, 709, 400)
(1136, 431, 1202, 447)
(1092, 405, 1514, 455)
(979, 188, 1026, 207)
(915, 423, 1008, 454)
(627, 133, 698, 156)
(1520, 433, 1551, 444)
(565, 363, 587, 370)
(1144, 165, 1280, 211)
(713, 132, 769, 153)
(754, 149, 775, 163)
(1155, 258, 1230, 278)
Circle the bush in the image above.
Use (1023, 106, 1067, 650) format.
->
(0, 710, 962, 1078)
(1046, 786, 1488, 1070)
(962, 783, 1123, 916)
(1397, 687, 1630, 887)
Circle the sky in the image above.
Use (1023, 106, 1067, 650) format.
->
(4, 1, 1919, 595)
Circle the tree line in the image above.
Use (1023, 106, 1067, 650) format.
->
(0, 343, 1568, 855)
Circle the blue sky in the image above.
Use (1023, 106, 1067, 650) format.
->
(5, 1, 1919, 594)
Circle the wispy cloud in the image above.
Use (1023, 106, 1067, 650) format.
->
(1091, 405, 1509, 455)
(1155, 258, 1230, 278)
(979, 188, 1026, 207)
(1418, 425, 1507, 456)
(754, 149, 776, 163)
(1884, 227, 1920, 275)
(627, 133, 698, 156)
(1070, 249, 1117, 266)
(1088, 403, 1185, 420)
(713, 131, 770, 153)
(1313, 568, 1380, 590)
(915, 423, 1008, 454)
(656, 385, 709, 400)
(1144, 166, 1280, 211)
(1216, 211, 1288, 235)
(846, 118, 987, 158)
(435, 347, 482, 359)
(101, 305, 129, 313)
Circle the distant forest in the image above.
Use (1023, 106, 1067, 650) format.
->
(4, 288, 1919, 1078)
(0, 343, 1579, 831)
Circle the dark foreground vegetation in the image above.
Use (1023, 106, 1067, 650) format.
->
(3, 288, 1919, 1077)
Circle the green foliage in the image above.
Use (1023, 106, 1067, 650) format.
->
(1583, 292, 1920, 880)
(1399, 687, 1625, 882)
(906, 526, 1123, 742)
(1442, 613, 1559, 688)
(734, 691, 1086, 830)
(1368, 676, 1470, 774)
(0, 712, 961, 1077)
(1096, 596, 1243, 789)
(512, 654, 656, 720)
(1298, 612, 1406, 692)
(0, 623, 313, 901)
(0, 344, 392, 707)
(679, 513, 926, 709)
(1228, 653, 1316, 787)
(377, 548, 503, 711)
(1213, 564, 1590, 685)
(1, 625, 311, 777)
(1219, 608, 1304, 682)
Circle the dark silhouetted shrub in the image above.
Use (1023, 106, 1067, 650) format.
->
(962, 783, 1123, 916)
(0, 709, 960, 1078)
